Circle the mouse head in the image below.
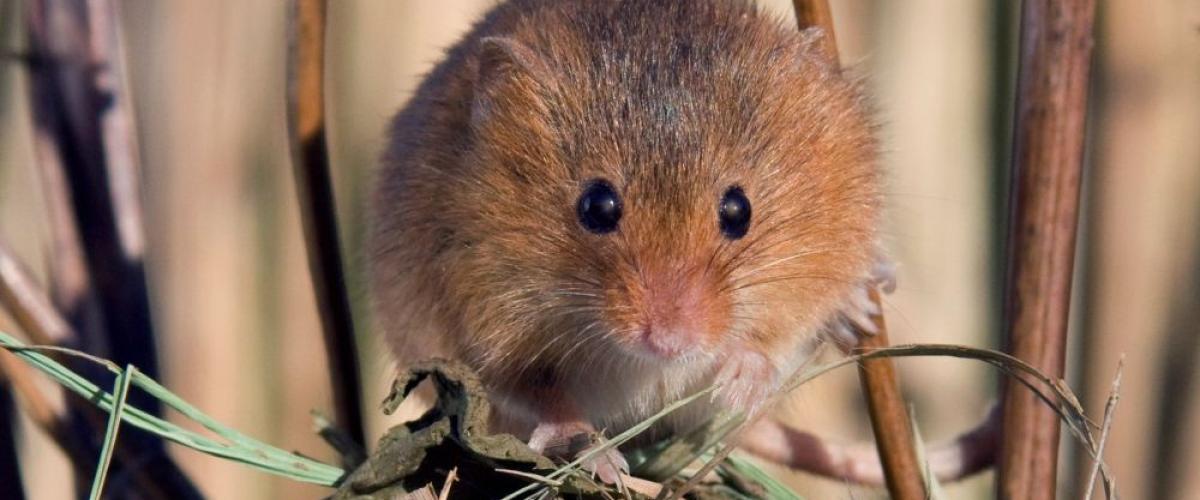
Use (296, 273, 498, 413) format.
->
(445, 19, 879, 373)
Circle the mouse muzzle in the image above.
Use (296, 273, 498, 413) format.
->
(627, 265, 729, 360)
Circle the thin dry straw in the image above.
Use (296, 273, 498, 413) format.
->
(1084, 358, 1123, 500)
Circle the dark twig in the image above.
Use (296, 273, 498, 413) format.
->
(23, 3, 106, 352)
(30, 78, 107, 350)
(0, 378, 27, 500)
(26, 0, 160, 413)
(286, 0, 366, 457)
(23, 1, 201, 497)
(996, 1, 1097, 499)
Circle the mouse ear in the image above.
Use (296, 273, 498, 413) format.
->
(471, 37, 553, 128)
(477, 36, 549, 84)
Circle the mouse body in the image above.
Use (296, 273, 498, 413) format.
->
(368, 0, 881, 479)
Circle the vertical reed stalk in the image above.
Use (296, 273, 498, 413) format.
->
(996, 1, 1097, 498)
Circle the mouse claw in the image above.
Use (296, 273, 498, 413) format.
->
(579, 441, 630, 485)
(839, 281, 881, 336)
(826, 315, 864, 350)
(848, 285, 881, 321)
(870, 259, 898, 294)
(825, 258, 897, 350)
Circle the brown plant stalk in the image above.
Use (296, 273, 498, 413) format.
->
(996, 1, 1097, 499)
(789, 2, 927, 498)
(286, 0, 367, 457)
(853, 287, 928, 498)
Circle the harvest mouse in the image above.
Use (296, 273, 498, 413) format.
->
(368, 0, 885, 482)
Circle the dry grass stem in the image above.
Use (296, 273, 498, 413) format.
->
(1084, 357, 1123, 500)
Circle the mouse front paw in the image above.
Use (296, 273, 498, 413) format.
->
(577, 441, 630, 484)
(826, 259, 896, 349)
(527, 420, 629, 484)
(713, 350, 780, 415)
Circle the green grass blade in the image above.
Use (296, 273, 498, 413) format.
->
(128, 371, 318, 466)
(21, 340, 322, 466)
(0, 332, 345, 485)
(89, 364, 133, 500)
(721, 454, 803, 500)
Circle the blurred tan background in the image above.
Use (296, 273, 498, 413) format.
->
(1, 0, 1197, 498)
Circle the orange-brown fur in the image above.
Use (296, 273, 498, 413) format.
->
(368, 0, 879, 445)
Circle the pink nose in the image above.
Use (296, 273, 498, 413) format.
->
(640, 325, 699, 358)
(637, 271, 708, 359)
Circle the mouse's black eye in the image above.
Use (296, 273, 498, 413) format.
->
(719, 186, 751, 239)
(577, 179, 622, 234)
